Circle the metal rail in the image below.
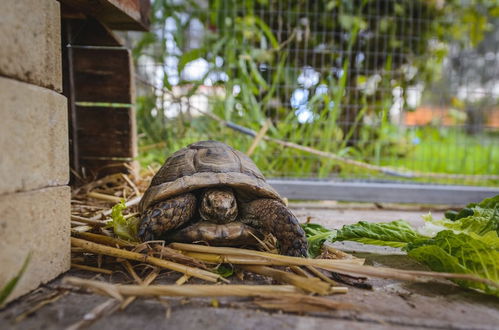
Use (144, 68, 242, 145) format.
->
(268, 179, 499, 205)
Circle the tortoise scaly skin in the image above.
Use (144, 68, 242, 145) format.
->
(138, 193, 196, 242)
(138, 140, 308, 256)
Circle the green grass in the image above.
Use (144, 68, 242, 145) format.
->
(137, 124, 499, 187)
(380, 127, 499, 180)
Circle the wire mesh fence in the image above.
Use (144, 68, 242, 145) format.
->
(129, 0, 499, 194)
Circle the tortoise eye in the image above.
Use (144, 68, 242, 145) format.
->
(206, 198, 212, 207)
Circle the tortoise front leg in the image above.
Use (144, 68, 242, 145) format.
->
(240, 199, 308, 257)
(138, 193, 196, 242)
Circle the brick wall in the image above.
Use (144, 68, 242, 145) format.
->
(0, 0, 70, 303)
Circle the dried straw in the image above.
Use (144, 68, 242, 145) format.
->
(241, 265, 335, 295)
(171, 243, 498, 287)
(120, 268, 160, 310)
(71, 238, 222, 283)
(63, 277, 301, 298)
(71, 263, 113, 275)
(87, 191, 123, 203)
(253, 294, 354, 313)
(71, 215, 108, 227)
(71, 231, 136, 247)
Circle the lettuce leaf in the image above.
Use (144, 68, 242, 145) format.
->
(301, 220, 428, 256)
(475, 194, 499, 209)
(407, 230, 499, 296)
(335, 220, 428, 248)
(421, 203, 498, 237)
(301, 194, 499, 296)
(301, 223, 337, 257)
(108, 200, 139, 242)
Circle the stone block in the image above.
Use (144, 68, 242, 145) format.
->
(0, 77, 68, 195)
(0, 0, 62, 91)
(0, 186, 70, 304)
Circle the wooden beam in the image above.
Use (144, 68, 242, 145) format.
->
(66, 19, 123, 46)
(268, 180, 499, 205)
(59, 0, 151, 31)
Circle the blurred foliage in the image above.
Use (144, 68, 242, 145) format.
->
(133, 0, 498, 182)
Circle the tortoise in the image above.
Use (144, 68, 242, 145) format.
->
(138, 140, 308, 256)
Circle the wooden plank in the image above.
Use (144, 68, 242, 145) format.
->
(73, 48, 132, 103)
(67, 19, 123, 46)
(76, 106, 135, 158)
(59, 17, 138, 179)
(60, 0, 150, 31)
(268, 179, 499, 205)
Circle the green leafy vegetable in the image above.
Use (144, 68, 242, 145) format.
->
(445, 207, 474, 221)
(216, 265, 234, 278)
(335, 220, 428, 248)
(301, 194, 499, 296)
(0, 253, 31, 306)
(407, 230, 499, 296)
(301, 223, 336, 257)
(476, 194, 499, 209)
(108, 200, 139, 242)
(421, 204, 498, 237)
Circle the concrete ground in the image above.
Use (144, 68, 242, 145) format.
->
(1, 203, 498, 329)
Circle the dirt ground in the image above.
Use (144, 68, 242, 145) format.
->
(1, 202, 498, 330)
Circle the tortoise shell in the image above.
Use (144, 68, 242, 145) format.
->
(139, 140, 283, 212)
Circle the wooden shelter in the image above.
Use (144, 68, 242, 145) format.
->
(61, 0, 150, 178)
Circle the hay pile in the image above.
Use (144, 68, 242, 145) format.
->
(69, 172, 361, 314)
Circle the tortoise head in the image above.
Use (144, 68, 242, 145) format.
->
(199, 188, 238, 224)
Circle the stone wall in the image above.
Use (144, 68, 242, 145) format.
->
(0, 0, 70, 304)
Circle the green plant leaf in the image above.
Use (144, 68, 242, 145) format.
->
(301, 223, 337, 258)
(108, 200, 139, 242)
(477, 195, 499, 209)
(407, 230, 499, 296)
(335, 220, 428, 248)
(0, 252, 31, 306)
(421, 198, 498, 237)
(216, 264, 234, 278)
(178, 48, 206, 74)
(252, 16, 279, 49)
